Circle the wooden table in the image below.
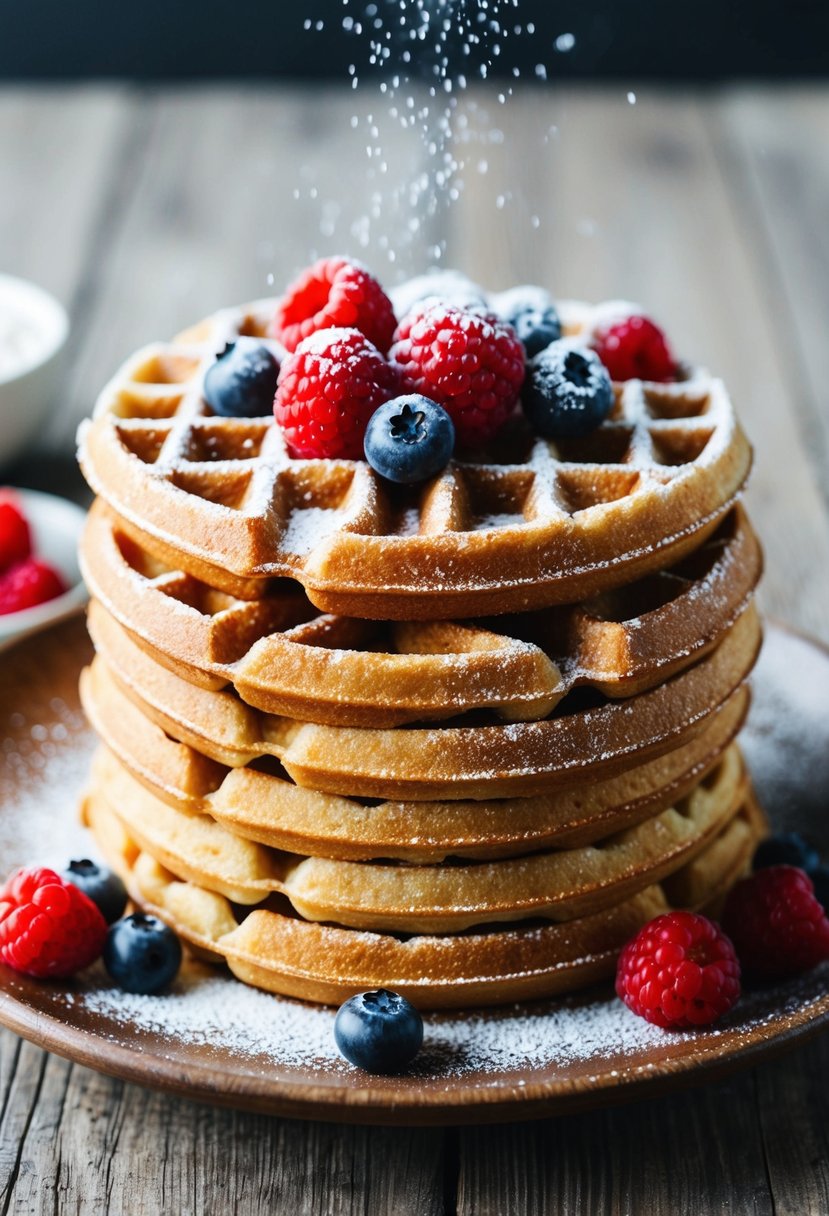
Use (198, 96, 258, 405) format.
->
(1, 83, 828, 1214)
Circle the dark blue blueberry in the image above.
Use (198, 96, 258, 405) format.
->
(753, 832, 820, 874)
(333, 988, 423, 1074)
(810, 865, 829, 914)
(62, 859, 128, 925)
(522, 341, 613, 438)
(203, 338, 280, 418)
(493, 285, 562, 357)
(103, 913, 182, 995)
(364, 394, 455, 484)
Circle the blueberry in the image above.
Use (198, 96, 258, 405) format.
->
(492, 285, 562, 357)
(522, 341, 613, 438)
(203, 338, 280, 418)
(62, 859, 128, 925)
(334, 988, 423, 1074)
(364, 394, 454, 484)
(103, 913, 182, 995)
(753, 832, 820, 874)
(810, 865, 829, 914)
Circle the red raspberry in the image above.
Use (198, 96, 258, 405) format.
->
(0, 493, 31, 571)
(722, 865, 829, 980)
(274, 328, 399, 460)
(389, 304, 525, 448)
(615, 911, 740, 1029)
(592, 314, 676, 382)
(272, 257, 397, 354)
(0, 557, 66, 616)
(0, 867, 107, 978)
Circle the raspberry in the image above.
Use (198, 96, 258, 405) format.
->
(721, 865, 829, 980)
(0, 557, 66, 616)
(0, 493, 31, 571)
(389, 304, 525, 448)
(615, 911, 740, 1029)
(592, 314, 676, 382)
(0, 867, 107, 978)
(272, 257, 397, 354)
(274, 328, 399, 460)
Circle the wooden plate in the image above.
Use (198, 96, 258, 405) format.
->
(0, 617, 827, 1126)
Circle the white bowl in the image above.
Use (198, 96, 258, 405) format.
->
(0, 489, 87, 650)
(0, 276, 69, 468)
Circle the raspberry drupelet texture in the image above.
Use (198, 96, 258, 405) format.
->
(274, 327, 400, 460)
(0, 557, 65, 615)
(0, 867, 107, 977)
(615, 910, 740, 1028)
(592, 314, 676, 383)
(271, 256, 397, 354)
(722, 865, 829, 980)
(389, 303, 526, 448)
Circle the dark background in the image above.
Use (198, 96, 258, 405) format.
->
(1, 0, 828, 80)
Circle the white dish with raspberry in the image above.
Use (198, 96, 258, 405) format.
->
(0, 489, 88, 650)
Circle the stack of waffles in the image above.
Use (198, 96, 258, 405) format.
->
(75, 297, 765, 1009)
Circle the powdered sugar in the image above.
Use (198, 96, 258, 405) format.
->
(1, 624, 828, 1099)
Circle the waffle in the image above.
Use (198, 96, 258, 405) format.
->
(84, 743, 749, 932)
(77, 300, 752, 620)
(81, 500, 762, 727)
(81, 652, 749, 860)
(86, 601, 761, 800)
(83, 787, 766, 1008)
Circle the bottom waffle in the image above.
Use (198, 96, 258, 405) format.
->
(84, 790, 767, 1009)
(84, 744, 749, 932)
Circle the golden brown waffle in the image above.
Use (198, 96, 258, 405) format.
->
(84, 744, 748, 932)
(81, 653, 749, 860)
(81, 501, 762, 727)
(86, 601, 761, 799)
(84, 788, 766, 1008)
(77, 299, 752, 620)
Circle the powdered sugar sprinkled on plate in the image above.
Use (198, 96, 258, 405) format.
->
(1, 621, 828, 1114)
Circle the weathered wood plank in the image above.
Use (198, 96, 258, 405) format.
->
(0, 1032, 446, 1216)
(457, 1072, 774, 1216)
(755, 1031, 829, 1216)
(711, 88, 829, 512)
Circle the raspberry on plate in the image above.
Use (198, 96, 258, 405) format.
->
(389, 303, 525, 448)
(615, 910, 741, 1029)
(592, 311, 676, 383)
(0, 492, 31, 571)
(0, 866, 107, 977)
(274, 327, 399, 460)
(722, 864, 829, 980)
(272, 256, 397, 354)
(0, 556, 66, 616)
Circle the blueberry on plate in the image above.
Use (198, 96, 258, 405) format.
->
(522, 341, 613, 438)
(364, 394, 455, 484)
(203, 338, 280, 418)
(62, 859, 128, 925)
(103, 912, 182, 995)
(753, 832, 820, 874)
(492, 285, 562, 357)
(810, 864, 829, 914)
(334, 988, 424, 1074)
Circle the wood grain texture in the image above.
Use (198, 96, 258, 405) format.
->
(0, 82, 828, 1214)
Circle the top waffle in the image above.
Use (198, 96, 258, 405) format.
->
(78, 297, 752, 620)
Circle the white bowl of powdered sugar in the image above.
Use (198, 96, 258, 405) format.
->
(0, 275, 69, 467)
